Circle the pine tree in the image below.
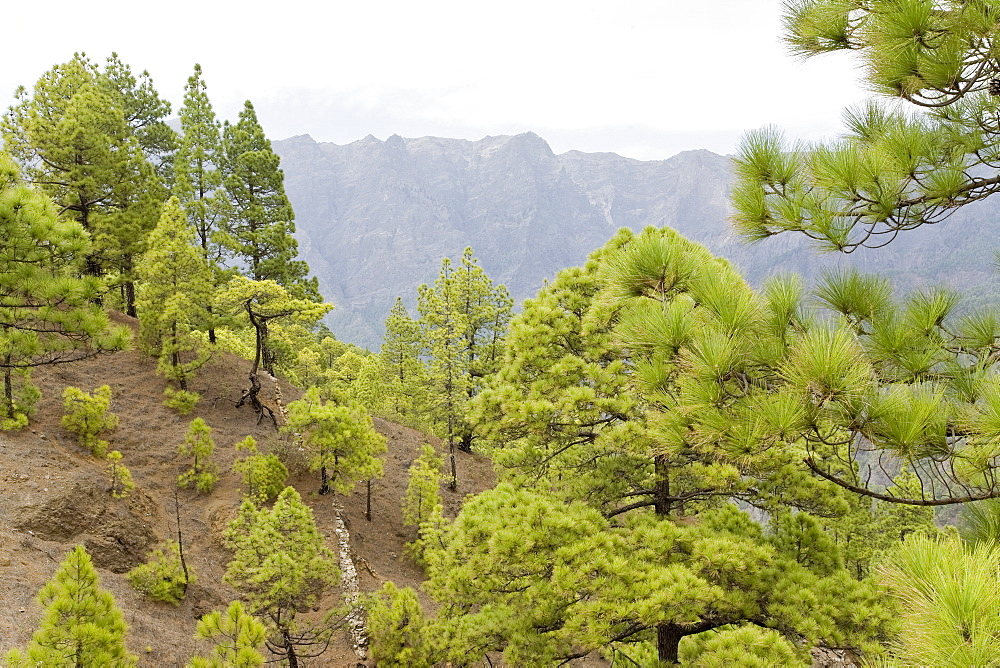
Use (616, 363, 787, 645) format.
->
(127, 541, 194, 605)
(418, 249, 511, 459)
(365, 582, 433, 668)
(177, 418, 219, 493)
(403, 444, 443, 529)
(733, 1, 1000, 251)
(0, 150, 129, 428)
(7, 545, 136, 666)
(216, 276, 331, 425)
(62, 385, 118, 458)
(380, 297, 428, 418)
(172, 64, 228, 344)
(449, 227, 902, 665)
(232, 436, 288, 504)
(105, 450, 135, 499)
(173, 64, 224, 258)
(187, 601, 267, 668)
(136, 197, 213, 392)
(283, 387, 386, 495)
(101, 53, 176, 181)
(881, 534, 1000, 665)
(2, 54, 167, 314)
(219, 101, 318, 300)
(223, 487, 340, 668)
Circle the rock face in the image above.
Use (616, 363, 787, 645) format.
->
(275, 133, 1000, 349)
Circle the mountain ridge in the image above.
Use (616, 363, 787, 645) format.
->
(274, 132, 1000, 349)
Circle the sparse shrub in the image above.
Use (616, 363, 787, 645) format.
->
(163, 386, 199, 415)
(0, 371, 39, 431)
(127, 541, 193, 605)
(187, 600, 267, 667)
(233, 436, 288, 503)
(62, 385, 118, 457)
(404, 503, 447, 566)
(105, 451, 134, 498)
(178, 418, 219, 493)
(365, 582, 432, 667)
(402, 444, 443, 529)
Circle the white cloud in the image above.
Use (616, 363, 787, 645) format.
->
(1, 0, 870, 160)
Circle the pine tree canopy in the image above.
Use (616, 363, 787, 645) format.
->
(0, 150, 129, 428)
(9, 545, 137, 667)
(733, 0, 1000, 250)
(219, 101, 318, 301)
(448, 225, 1000, 663)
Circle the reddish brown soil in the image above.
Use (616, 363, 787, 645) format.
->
(0, 313, 495, 666)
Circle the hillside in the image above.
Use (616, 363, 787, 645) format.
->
(0, 313, 494, 666)
(275, 133, 1000, 349)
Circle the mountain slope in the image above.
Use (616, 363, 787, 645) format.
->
(0, 313, 493, 665)
(276, 133, 1000, 349)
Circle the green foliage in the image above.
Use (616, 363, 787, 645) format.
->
(365, 582, 433, 668)
(7, 545, 136, 666)
(961, 497, 1000, 546)
(679, 626, 801, 667)
(425, 483, 895, 665)
(215, 275, 331, 379)
(105, 450, 135, 499)
(402, 444, 443, 528)
(417, 248, 512, 455)
(223, 487, 340, 666)
(127, 541, 193, 605)
(62, 385, 119, 457)
(2, 53, 169, 314)
(0, 151, 129, 428)
(187, 601, 266, 668)
(379, 297, 430, 421)
(232, 436, 287, 503)
(136, 197, 213, 391)
(219, 101, 318, 300)
(164, 386, 200, 415)
(173, 64, 224, 262)
(177, 418, 218, 493)
(881, 534, 1000, 666)
(453, 227, 906, 665)
(734, 1, 1000, 254)
(283, 386, 386, 495)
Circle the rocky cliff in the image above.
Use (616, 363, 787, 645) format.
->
(275, 133, 1000, 349)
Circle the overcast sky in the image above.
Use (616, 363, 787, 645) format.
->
(2, 0, 872, 161)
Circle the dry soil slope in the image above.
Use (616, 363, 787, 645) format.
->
(0, 312, 493, 666)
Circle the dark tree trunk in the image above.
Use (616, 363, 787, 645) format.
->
(174, 491, 190, 597)
(320, 465, 330, 495)
(124, 280, 137, 318)
(283, 629, 298, 668)
(657, 624, 683, 665)
(2, 361, 12, 415)
(458, 430, 473, 453)
(366, 479, 373, 522)
(653, 454, 671, 517)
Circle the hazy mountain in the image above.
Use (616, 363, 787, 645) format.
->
(274, 132, 1000, 349)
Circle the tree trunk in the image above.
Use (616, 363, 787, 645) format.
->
(366, 479, 372, 522)
(2, 362, 12, 415)
(653, 454, 671, 517)
(320, 465, 330, 495)
(656, 624, 683, 665)
(124, 280, 137, 318)
(174, 491, 190, 596)
(459, 430, 473, 453)
(449, 437, 458, 492)
(283, 629, 298, 668)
